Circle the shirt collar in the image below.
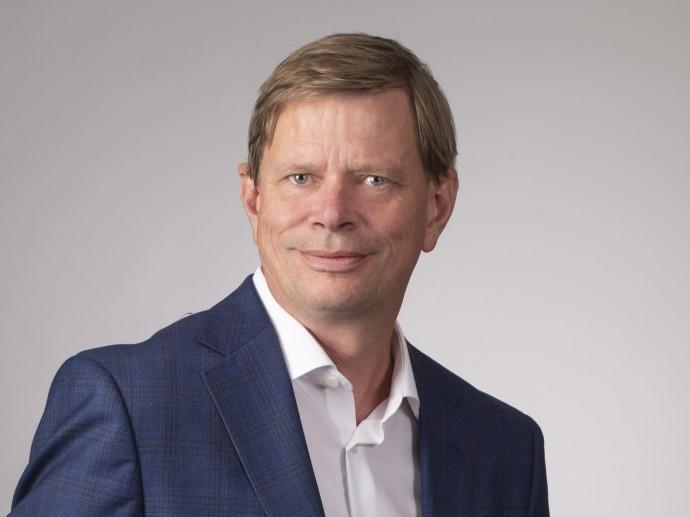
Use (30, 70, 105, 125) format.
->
(252, 267, 419, 420)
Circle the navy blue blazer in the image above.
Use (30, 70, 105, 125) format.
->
(10, 276, 549, 516)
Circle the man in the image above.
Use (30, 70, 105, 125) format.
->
(10, 34, 549, 516)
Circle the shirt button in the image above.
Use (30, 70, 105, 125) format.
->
(350, 446, 359, 454)
(324, 376, 339, 388)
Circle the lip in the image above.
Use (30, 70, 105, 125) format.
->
(298, 250, 370, 272)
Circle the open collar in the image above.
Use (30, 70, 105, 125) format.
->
(252, 267, 419, 422)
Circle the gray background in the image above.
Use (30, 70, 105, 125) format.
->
(2, 1, 689, 515)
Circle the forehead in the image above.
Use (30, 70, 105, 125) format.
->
(265, 89, 421, 170)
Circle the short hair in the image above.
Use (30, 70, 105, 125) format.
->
(247, 33, 457, 183)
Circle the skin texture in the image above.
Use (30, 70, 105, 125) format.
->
(239, 89, 458, 423)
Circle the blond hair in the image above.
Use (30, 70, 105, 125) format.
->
(247, 33, 457, 182)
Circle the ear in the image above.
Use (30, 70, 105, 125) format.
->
(422, 168, 459, 252)
(237, 162, 260, 243)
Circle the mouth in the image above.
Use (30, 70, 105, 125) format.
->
(298, 249, 371, 272)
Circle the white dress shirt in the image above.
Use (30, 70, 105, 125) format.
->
(253, 268, 422, 517)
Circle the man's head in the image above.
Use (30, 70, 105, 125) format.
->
(239, 34, 459, 323)
(247, 33, 457, 184)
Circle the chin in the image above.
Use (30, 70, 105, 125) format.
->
(298, 286, 376, 316)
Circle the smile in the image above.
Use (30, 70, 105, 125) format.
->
(298, 250, 370, 272)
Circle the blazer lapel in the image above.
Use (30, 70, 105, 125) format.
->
(197, 277, 325, 517)
(409, 344, 474, 517)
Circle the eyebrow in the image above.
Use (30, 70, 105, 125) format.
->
(280, 161, 405, 176)
(280, 162, 320, 173)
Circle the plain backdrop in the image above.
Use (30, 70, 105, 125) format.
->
(2, 1, 689, 515)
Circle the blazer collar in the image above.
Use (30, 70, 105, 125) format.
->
(196, 275, 472, 517)
(197, 276, 325, 517)
(195, 275, 268, 356)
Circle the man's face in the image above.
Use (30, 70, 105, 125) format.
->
(239, 88, 457, 320)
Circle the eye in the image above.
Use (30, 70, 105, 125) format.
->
(288, 173, 311, 185)
(364, 175, 388, 187)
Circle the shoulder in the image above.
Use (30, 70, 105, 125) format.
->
(73, 274, 266, 377)
(408, 343, 543, 441)
(52, 274, 270, 401)
(67, 310, 207, 376)
(80, 310, 207, 360)
(408, 345, 549, 513)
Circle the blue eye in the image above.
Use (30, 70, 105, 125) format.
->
(289, 173, 310, 185)
(365, 175, 387, 186)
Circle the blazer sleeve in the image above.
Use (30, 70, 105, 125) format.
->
(10, 353, 144, 516)
(527, 419, 550, 517)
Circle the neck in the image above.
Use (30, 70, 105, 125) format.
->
(262, 270, 401, 425)
(264, 270, 404, 424)
(304, 315, 397, 425)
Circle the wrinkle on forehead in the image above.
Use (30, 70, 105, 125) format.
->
(265, 89, 423, 175)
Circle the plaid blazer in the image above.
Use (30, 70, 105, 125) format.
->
(10, 275, 549, 516)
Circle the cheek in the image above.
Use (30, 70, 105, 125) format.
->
(256, 201, 305, 248)
(375, 206, 427, 257)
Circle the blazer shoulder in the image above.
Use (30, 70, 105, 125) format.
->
(408, 345, 549, 514)
(12, 351, 144, 515)
(408, 343, 543, 434)
(69, 274, 267, 380)
(73, 309, 208, 368)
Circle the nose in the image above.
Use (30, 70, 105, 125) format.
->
(311, 177, 355, 232)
